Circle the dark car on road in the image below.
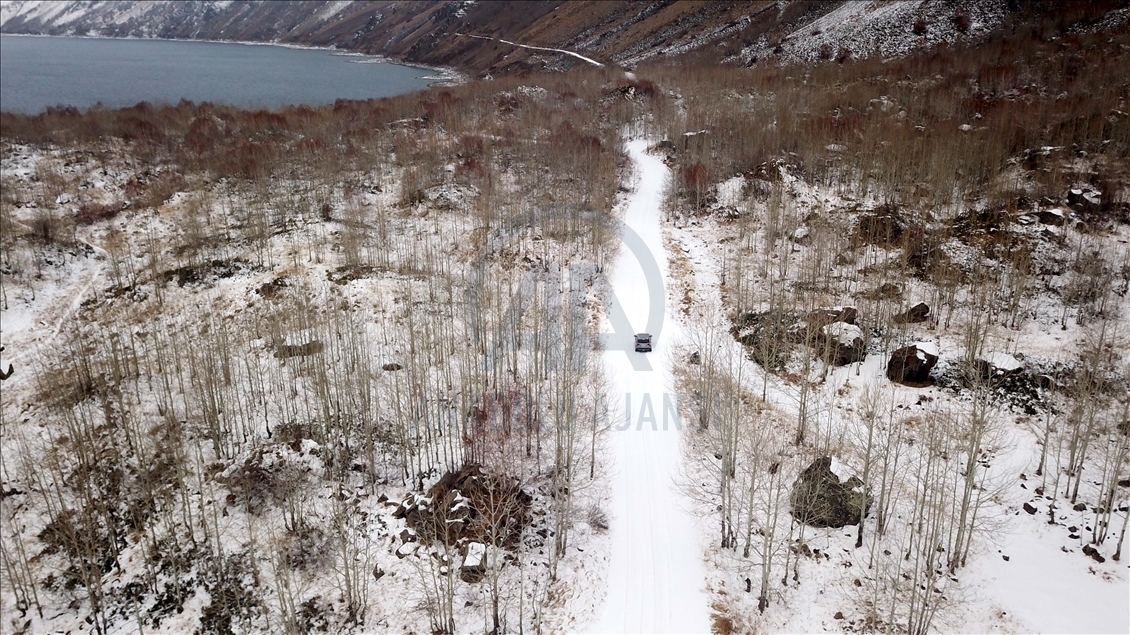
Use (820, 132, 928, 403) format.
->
(634, 333, 653, 353)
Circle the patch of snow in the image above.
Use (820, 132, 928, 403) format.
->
(829, 457, 852, 483)
(108, 0, 158, 25)
(984, 351, 1022, 372)
(744, 0, 1007, 65)
(464, 541, 485, 568)
(315, 0, 352, 22)
(914, 340, 939, 358)
(822, 321, 863, 345)
(715, 175, 744, 207)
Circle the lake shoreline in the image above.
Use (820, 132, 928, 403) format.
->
(0, 31, 465, 90)
(1, 33, 459, 114)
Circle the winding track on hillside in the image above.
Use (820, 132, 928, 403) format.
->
(585, 139, 711, 634)
(4, 228, 108, 365)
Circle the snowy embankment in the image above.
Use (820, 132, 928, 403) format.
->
(583, 139, 711, 634)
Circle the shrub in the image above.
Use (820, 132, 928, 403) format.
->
(76, 201, 125, 225)
(198, 552, 262, 635)
(953, 9, 972, 33)
(216, 444, 310, 514)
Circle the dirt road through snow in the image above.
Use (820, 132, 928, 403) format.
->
(585, 140, 711, 634)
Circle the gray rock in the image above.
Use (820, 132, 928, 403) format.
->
(461, 542, 486, 582)
(806, 306, 858, 327)
(1067, 189, 1101, 212)
(396, 542, 418, 559)
(1082, 544, 1105, 563)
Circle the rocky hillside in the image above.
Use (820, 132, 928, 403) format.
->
(6, 0, 1112, 76)
(0, 0, 819, 74)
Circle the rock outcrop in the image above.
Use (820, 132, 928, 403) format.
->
(791, 457, 871, 528)
(886, 344, 938, 385)
(1067, 188, 1101, 212)
(396, 463, 531, 548)
(892, 302, 930, 324)
(1037, 207, 1069, 226)
(819, 322, 867, 366)
(806, 306, 858, 329)
(966, 352, 1023, 385)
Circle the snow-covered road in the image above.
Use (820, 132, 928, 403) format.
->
(456, 33, 604, 67)
(585, 140, 712, 634)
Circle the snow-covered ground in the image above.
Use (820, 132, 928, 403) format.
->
(657, 155, 1130, 634)
(584, 140, 712, 634)
(0, 130, 618, 634)
(735, 0, 1009, 65)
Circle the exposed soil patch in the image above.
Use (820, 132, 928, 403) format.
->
(161, 258, 259, 287)
(327, 264, 379, 285)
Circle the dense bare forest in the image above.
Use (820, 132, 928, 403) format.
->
(656, 19, 1130, 635)
(1, 69, 650, 633)
(2, 7, 1129, 635)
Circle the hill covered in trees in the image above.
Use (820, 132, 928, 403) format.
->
(1, 4, 1128, 634)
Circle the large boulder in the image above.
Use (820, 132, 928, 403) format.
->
(887, 344, 938, 386)
(1067, 189, 1101, 212)
(1037, 207, 1069, 226)
(806, 306, 858, 328)
(819, 322, 867, 366)
(401, 463, 531, 548)
(965, 352, 1023, 385)
(791, 457, 872, 528)
(855, 206, 905, 246)
(786, 307, 858, 346)
(892, 302, 930, 324)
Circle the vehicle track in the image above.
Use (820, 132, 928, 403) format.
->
(586, 139, 711, 634)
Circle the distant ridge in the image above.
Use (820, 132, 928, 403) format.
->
(2, 1, 1125, 75)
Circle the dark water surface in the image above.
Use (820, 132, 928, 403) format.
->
(0, 35, 436, 113)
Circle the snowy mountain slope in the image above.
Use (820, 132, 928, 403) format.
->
(734, 0, 1010, 65)
(7, 0, 1107, 76)
(1, 0, 762, 74)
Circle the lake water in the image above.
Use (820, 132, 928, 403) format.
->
(0, 35, 438, 114)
